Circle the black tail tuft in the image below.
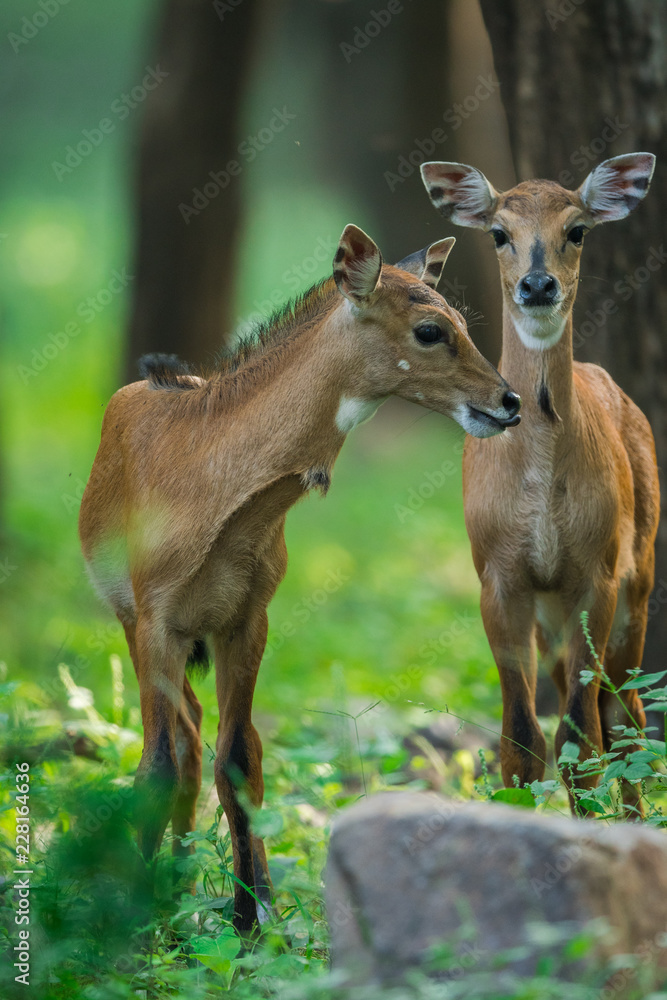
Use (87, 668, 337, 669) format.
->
(186, 638, 211, 678)
(138, 353, 198, 390)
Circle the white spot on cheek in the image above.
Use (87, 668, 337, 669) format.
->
(335, 395, 385, 434)
(397, 359, 410, 371)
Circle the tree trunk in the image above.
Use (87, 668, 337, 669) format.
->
(480, 0, 667, 672)
(125, 0, 260, 381)
(290, 0, 509, 363)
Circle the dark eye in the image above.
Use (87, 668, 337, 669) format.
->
(414, 323, 443, 345)
(491, 228, 508, 248)
(567, 225, 585, 246)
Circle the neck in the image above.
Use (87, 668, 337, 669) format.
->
(499, 303, 576, 425)
(214, 300, 387, 491)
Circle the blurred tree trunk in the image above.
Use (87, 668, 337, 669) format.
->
(480, 0, 667, 674)
(125, 0, 260, 382)
(292, 0, 504, 362)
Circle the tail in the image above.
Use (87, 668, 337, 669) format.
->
(186, 638, 211, 678)
(138, 353, 199, 391)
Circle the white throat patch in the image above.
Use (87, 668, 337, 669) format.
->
(513, 309, 566, 351)
(335, 396, 385, 434)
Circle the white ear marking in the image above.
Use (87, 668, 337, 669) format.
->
(421, 236, 456, 288)
(421, 162, 499, 229)
(578, 152, 655, 224)
(333, 224, 382, 303)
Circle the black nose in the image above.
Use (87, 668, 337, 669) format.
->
(502, 390, 521, 417)
(518, 270, 559, 306)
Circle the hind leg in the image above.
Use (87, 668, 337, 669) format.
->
(212, 539, 287, 934)
(172, 677, 203, 857)
(213, 608, 271, 933)
(129, 615, 189, 860)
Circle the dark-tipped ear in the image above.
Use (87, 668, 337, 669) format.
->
(394, 247, 427, 277)
(394, 238, 456, 287)
(578, 153, 656, 224)
(421, 237, 456, 289)
(333, 224, 383, 303)
(421, 162, 499, 229)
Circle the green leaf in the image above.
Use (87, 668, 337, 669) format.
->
(641, 702, 667, 713)
(191, 928, 240, 975)
(604, 760, 627, 781)
(642, 686, 667, 699)
(558, 741, 581, 765)
(253, 953, 306, 979)
(577, 797, 607, 814)
(627, 750, 659, 765)
(619, 670, 667, 690)
(623, 762, 654, 782)
(579, 669, 596, 687)
(491, 787, 536, 808)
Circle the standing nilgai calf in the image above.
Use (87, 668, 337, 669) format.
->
(421, 155, 660, 812)
(79, 224, 521, 931)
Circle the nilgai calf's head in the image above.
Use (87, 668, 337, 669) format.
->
(333, 224, 520, 436)
(420, 153, 655, 351)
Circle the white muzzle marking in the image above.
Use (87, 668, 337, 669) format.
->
(512, 306, 566, 351)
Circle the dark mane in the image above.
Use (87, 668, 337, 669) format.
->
(138, 353, 200, 391)
(214, 276, 338, 378)
(138, 277, 339, 394)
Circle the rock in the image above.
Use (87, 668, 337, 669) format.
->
(326, 791, 667, 991)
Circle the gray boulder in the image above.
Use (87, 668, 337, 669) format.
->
(326, 792, 667, 991)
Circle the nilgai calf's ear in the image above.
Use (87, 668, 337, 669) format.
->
(333, 224, 383, 303)
(394, 247, 427, 277)
(421, 162, 499, 229)
(578, 153, 656, 224)
(421, 237, 456, 288)
(394, 237, 456, 288)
